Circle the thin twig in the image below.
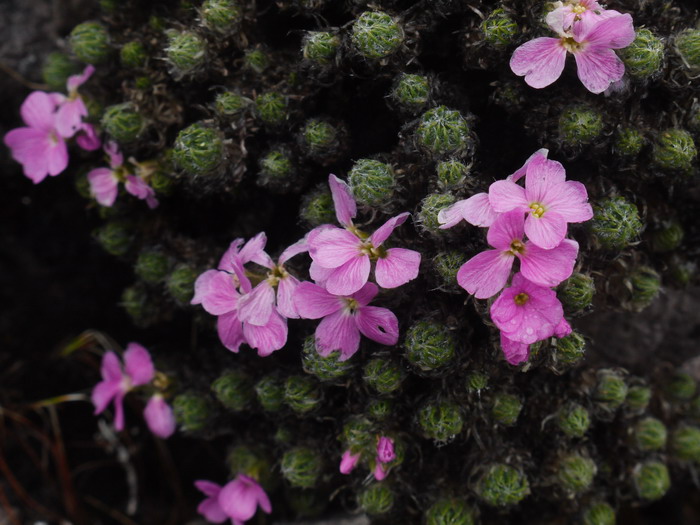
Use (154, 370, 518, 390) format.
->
(0, 61, 49, 90)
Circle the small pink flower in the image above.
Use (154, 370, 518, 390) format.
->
(143, 395, 176, 439)
(55, 65, 95, 138)
(218, 475, 272, 524)
(489, 155, 593, 249)
(373, 462, 388, 481)
(195, 481, 228, 523)
(339, 449, 361, 474)
(546, 0, 609, 34)
(293, 281, 399, 361)
(490, 273, 564, 345)
(376, 437, 396, 463)
(91, 343, 155, 431)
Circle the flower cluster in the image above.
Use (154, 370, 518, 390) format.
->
(195, 475, 271, 525)
(340, 435, 397, 481)
(3, 65, 100, 183)
(510, 1, 635, 93)
(439, 150, 592, 364)
(92, 342, 175, 438)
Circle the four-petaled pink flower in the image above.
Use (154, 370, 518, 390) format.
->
(546, 0, 609, 35)
(308, 174, 421, 295)
(293, 282, 399, 361)
(219, 475, 272, 525)
(144, 394, 176, 439)
(195, 480, 229, 524)
(489, 155, 593, 249)
(91, 342, 155, 430)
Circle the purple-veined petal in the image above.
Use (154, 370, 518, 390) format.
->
(489, 180, 529, 213)
(55, 98, 88, 138)
(293, 281, 342, 319)
(143, 395, 176, 439)
(279, 237, 308, 264)
(373, 463, 388, 481)
(577, 13, 635, 49)
(239, 232, 274, 268)
(243, 310, 288, 356)
(315, 310, 361, 360)
(355, 305, 399, 346)
(374, 248, 421, 289)
(92, 379, 121, 414)
(350, 282, 379, 307)
(76, 123, 101, 151)
(500, 332, 530, 365)
(20, 91, 59, 131)
(457, 249, 514, 299)
(217, 311, 246, 353)
(574, 45, 626, 94)
(486, 210, 526, 251)
(324, 255, 371, 296)
(329, 174, 357, 227)
(310, 228, 362, 268)
(123, 342, 155, 386)
(510, 37, 567, 89)
(524, 211, 568, 250)
(217, 238, 244, 271)
(439, 193, 500, 229)
(219, 476, 270, 521)
(524, 156, 567, 203)
(87, 167, 119, 206)
(519, 239, 578, 287)
(46, 137, 69, 177)
(101, 351, 123, 381)
(507, 148, 549, 182)
(191, 270, 239, 315)
(238, 281, 275, 326)
(67, 64, 95, 92)
(113, 391, 126, 431)
(276, 274, 300, 318)
(309, 260, 333, 286)
(4, 127, 61, 183)
(370, 212, 410, 246)
(377, 437, 396, 463)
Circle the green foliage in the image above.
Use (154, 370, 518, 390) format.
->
(166, 264, 198, 304)
(173, 392, 214, 432)
(284, 375, 322, 414)
(300, 119, 340, 158)
(552, 331, 586, 367)
(358, 483, 395, 515)
(625, 266, 661, 312)
(466, 371, 489, 393)
(614, 127, 645, 157)
(556, 453, 597, 494)
(558, 274, 595, 315)
(281, 447, 322, 488)
(491, 392, 522, 426)
(244, 48, 270, 73)
(363, 356, 404, 394)
(620, 29, 664, 78)
(436, 159, 470, 190)
(416, 106, 472, 157)
(581, 502, 616, 525)
(666, 371, 697, 401)
(299, 187, 335, 226)
(418, 193, 457, 234)
(257, 146, 297, 190)
(418, 399, 464, 442)
(433, 251, 467, 289)
(70, 21, 111, 64)
(95, 221, 133, 256)
(592, 369, 628, 412)
(559, 105, 604, 146)
(474, 464, 530, 507)
(556, 402, 591, 438)
(425, 498, 477, 525)
(200, 0, 242, 34)
(173, 123, 224, 176)
(212, 370, 254, 411)
(670, 425, 700, 462)
(675, 28, 700, 70)
(302, 336, 353, 382)
(404, 320, 456, 371)
(42, 53, 79, 90)
(633, 417, 667, 451)
(165, 30, 207, 76)
(351, 11, 404, 60)
(651, 221, 684, 253)
(302, 32, 340, 64)
(633, 460, 670, 501)
(134, 249, 171, 284)
(481, 9, 519, 48)
(215, 91, 251, 118)
(255, 92, 289, 127)
(652, 129, 697, 172)
(120, 41, 148, 68)
(101, 103, 145, 143)
(254, 376, 285, 412)
(590, 197, 643, 251)
(625, 385, 652, 413)
(391, 73, 431, 113)
(348, 158, 396, 207)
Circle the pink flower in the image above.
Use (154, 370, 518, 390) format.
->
(195, 481, 228, 523)
(489, 155, 593, 249)
(293, 281, 399, 361)
(308, 175, 421, 295)
(143, 395, 176, 439)
(490, 273, 564, 345)
(339, 449, 361, 474)
(373, 462, 388, 481)
(546, 0, 609, 34)
(500, 315, 573, 365)
(91, 343, 155, 431)
(218, 475, 272, 525)
(125, 174, 158, 209)
(76, 122, 102, 151)
(457, 210, 578, 299)
(510, 12, 635, 93)
(54, 65, 95, 138)
(376, 437, 396, 463)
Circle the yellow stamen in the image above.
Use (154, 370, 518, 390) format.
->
(560, 37, 584, 53)
(509, 239, 526, 255)
(529, 202, 546, 218)
(572, 5, 586, 14)
(514, 292, 529, 306)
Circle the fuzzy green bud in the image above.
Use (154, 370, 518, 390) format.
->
(556, 402, 591, 438)
(416, 106, 472, 157)
(257, 146, 297, 191)
(556, 453, 596, 494)
(626, 266, 661, 312)
(341, 416, 374, 449)
(651, 221, 684, 253)
(404, 320, 456, 372)
(255, 92, 289, 127)
(351, 11, 404, 60)
(433, 251, 467, 289)
(120, 284, 156, 327)
(214, 91, 251, 118)
(200, 0, 242, 34)
(254, 375, 285, 412)
(173, 123, 224, 176)
(363, 356, 404, 394)
(348, 158, 396, 207)
(244, 48, 270, 73)
(281, 447, 322, 488)
(436, 159, 470, 191)
(299, 187, 335, 226)
(302, 32, 340, 65)
(284, 375, 322, 414)
(173, 392, 213, 432)
(300, 119, 341, 159)
(466, 371, 489, 393)
(558, 273, 595, 314)
(418, 399, 464, 442)
(120, 41, 148, 68)
(675, 28, 700, 70)
(166, 264, 198, 304)
(590, 197, 643, 251)
(101, 103, 145, 143)
(491, 393, 522, 426)
(165, 30, 207, 76)
(671, 425, 700, 462)
(418, 193, 457, 234)
(559, 104, 604, 146)
(614, 127, 645, 157)
(592, 369, 628, 412)
(425, 498, 477, 525)
(552, 331, 586, 367)
(481, 9, 519, 48)
(95, 222, 133, 256)
(474, 464, 530, 507)
(302, 336, 353, 382)
(211, 370, 254, 411)
(582, 502, 616, 525)
(358, 483, 394, 515)
(652, 129, 697, 172)
(666, 371, 697, 401)
(625, 385, 652, 413)
(620, 29, 664, 78)
(367, 399, 393, 420)
(134, 249, 171, 284)
(390, 73, 431, 114)
(42, 53, 80, 91)
(70, 22, 111, 64)
(633, 460, 670, 501)
(633, 417, 667, 452)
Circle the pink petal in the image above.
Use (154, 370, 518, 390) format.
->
(46, 138, 69, 176)
(279, 238, 308, 264)
(486, 210, 526, 251)
(574, 46, 626, 94)
(373, 462, 388, 481)
(66, 64, 95, 92)
(230, 258, 252, 294)
(219, 476, 270, 521)
(195, 481, 227, 523)
(500, 332, 530, 365)
(76, 123, 101, 151)
(543, 181, 593, 223)
(217, 238, 244, 272)
(355, 306, 399, 346)
(350, 282, 379, 307)
(293, 281, 342, 319)
(324, 256, 371, 296)
(91, 379, 121, 414)
(104, 141, 123, 168)
(340, 450, 361, 474)
(507, 148, 549, 183)
(143, 395, 176, 438)
(123, 342, 155, 386)
(457, 249, 514, 299)
(577, 13, 635, 49)
(191, 270, 239, 315)
(238, 281, 275, 326)
(4, 127, 62, 183)
(524, 157, 566, 204)
(243, 310, 288, 356)
(101, 351, 123, 381)
(329, 174, 357, 227)
(510, 37, 567, 89)
(217, 311, 246, 353)
(315, 310, 360, 360)
(555, 317, 572, 338)
(370, 212, 410, 246)
(240, 232, 275, 269)
(489, 180, 529, 214)
(276, 275, 300, 318)
(374, 248, 421, 289)
(55, 98, 87, 138)
(310, 227, 362, 268)
(438, 193, 500, 229)
(20, 91, 59, 131)
(309, 260, 333, 286)
(376, 437, 396, 463)
(124, 175, 152, 199)
(113, 391, 126, 431)
(87, 167, 119, 206)
(524, 211, 568, 250)
(519, 239, 578, 287)
(196, 480, 223, 498)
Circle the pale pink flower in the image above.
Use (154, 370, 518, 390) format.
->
(490, 273, 564, 345)
(510, 13, 635, 93)
(339, 449, 361, 474)
(489, 155, 593, 249)
(54, 65, 95, 138)
(500, 315, 573, 365)
(91, 343, 155, 431)
(546, 0, 609, 34)
(195, 481, 228, 523)
(218, 475, 272, 525)
(376, 437, 396, 463)
(308, 175, 421, 295)
(143, 394, 176, 439)
(293, 281, 399, 361)
(457, 210, 578, 299)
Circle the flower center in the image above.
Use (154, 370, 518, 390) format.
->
(572, 5, 586, 14)
(514, 292, 529, 306)
(344, 297, 360, 313)
(359, 241, 387, 260)
(560, 37, 584, 53)
(509, 239, 526, 254)
(266, 264, 288, 288)
(529, 202, 546, 218)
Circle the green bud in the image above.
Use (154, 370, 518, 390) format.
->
(481, 9, 519, 48)
(42, 53, 79, 91)
(95, 221, 133, 256)
(358, 483, 394, 515)
(299, 186, 335, 226)
(149, 168, 176, 195)
(101, 103, 145, 143)
(165, 30, 207, 77)
(614, 127, 645, 157)
(625, 266, 661, 312)
(166, 264, 198, 304)
(633, 460, 670, 501)
(255, 92, 289, 127)
(633, 417, 667, 452)
(347, 158, 396, 207)
(200, 0, 242, 34)
(418, 193, 457, 234)
(300, 119, 341, 159)
(669, 255, 696, 286)
(558, 273, 595, 315)
(257, 146, 297, 191)
(675, 28, 700, 70)
(425, 498, 477, 525)
(281, 447, 322, 488)
(351, 11, 404, 60)
(651, 221, 684, 253)
(625, 385, 652, 413)
(556, 452, 597, 494)
(254, 375, 285, 412)
(134, 249, 171, 284)
(552, 331, 586, 368)
(214, 91, 251, 118)
(302, 31, 340, 65)
(341, 416, 374, 449)
(120, 41, 148, 68)
(556, 402, 591, 438)
(404, 320, 456, 372)
(363, 356, 404, 394)
(70, 22, 111, 64)
(173, 391, 214, 432)
(418, 399, 464, 442)
(590, 197, 643, 251)
(559, 104, 604, 147)
(620, 29, 664, 78)
(581, 502, 616, 525)
(367, 398, 393, 420)
(284, 375, 322, 414)
(390, 73, 431, 114)
(416, 106, 472, 157)
(211, 370, 254, 411)
(666, 371, 697, 401)
(652, 129, 697, 172)
(491, 393, 522, 426)
(436, 159, 470, 191)
(433, 251, 467, 289)
(474, 464, 530, 507)
(302, 336, 353, 382)
(274, 425, 293, 444)
(466, 371, 489, 393)
(121, 284, 157, 327)
(592, 369, 628, 412)
(173, 123, 225, 176)
(670, 425, 700, 462)
(244, 48, 270, 73)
